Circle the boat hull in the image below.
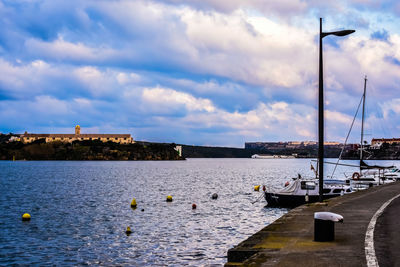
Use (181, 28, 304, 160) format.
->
(264, 192, 341, 208)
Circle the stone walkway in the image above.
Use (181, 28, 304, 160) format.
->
(226, 182, 400, 266)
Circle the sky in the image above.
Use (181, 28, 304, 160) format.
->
(1, 0, 400, 147)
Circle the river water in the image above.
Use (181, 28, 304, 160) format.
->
(1, 158, 397, 265)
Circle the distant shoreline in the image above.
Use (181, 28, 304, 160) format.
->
(1, 133, 399, 160)
(0, 139, 184, 161)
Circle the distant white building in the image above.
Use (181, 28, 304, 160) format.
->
(174, 146, 182, 157)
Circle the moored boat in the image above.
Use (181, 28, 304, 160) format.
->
(348, 160, 396, 190)
(264, 175, 352, 208)
(383, 168, 400, 181)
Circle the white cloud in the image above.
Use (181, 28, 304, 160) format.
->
(73, 97, 92, 107)
(179, 10, 316, 88)
(158, 0, 307, 17)
(2, 0, 400, 145)
(25, 36, 118, 63)
(381, 98, 400, 119)
(141, 87, 216, 113)
(116, 72, 141, 85)
(176, 101, 316, 141)
(31, 95, 69, 115)
(325, 110, 354, 125)
(0, 59, 57, 97)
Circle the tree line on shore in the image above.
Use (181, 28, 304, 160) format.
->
(0, 134, 183, 161)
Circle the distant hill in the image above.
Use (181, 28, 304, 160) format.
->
(180, 144, 341, 158)
(0, 135, 183, 161)
(2, 133, 400, 160)
(181, 145, 258, 158)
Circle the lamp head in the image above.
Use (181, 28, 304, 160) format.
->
(322, 29, 355, 38)
(332, 30, 355, 36)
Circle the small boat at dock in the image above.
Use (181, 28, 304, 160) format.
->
(264, 175, 352, 208)
(348, 160, 396, 190)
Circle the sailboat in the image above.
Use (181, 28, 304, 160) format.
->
(265, 76, 397, 207)
(346, 77, 395, 189)
(264, 76, 364, 208)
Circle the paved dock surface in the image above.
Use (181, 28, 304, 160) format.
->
(374, 195, 400, 266)
(226, 181, 400, 266)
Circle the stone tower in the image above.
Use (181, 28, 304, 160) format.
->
(75, 125, 81, 135)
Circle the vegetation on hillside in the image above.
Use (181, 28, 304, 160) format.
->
(0, 134, 183, 160)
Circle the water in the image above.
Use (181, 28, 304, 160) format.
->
(0, 158, 397, 265)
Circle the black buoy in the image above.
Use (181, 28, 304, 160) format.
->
(141, 209, 145, 212)
(211, 193, 218, 200)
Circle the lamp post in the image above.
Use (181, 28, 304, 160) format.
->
(318, 18, 355, 202)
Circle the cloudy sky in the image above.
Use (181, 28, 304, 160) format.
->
(1, 0, 400, 147)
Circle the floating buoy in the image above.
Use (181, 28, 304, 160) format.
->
(130, 198, 137, 208)
(254, 185, 260, 191)
(166, 195, 173, 202)
(211, 193, 218, 200)
(262, 185, 266, 191)
(126, 226, 132, 235)
(141, 209, 145, 212)
(284, 181, 290, 187)
(22, 213, 31, 221)
(192, 203, 197, 209)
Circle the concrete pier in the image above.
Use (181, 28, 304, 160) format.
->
(226, 182, 400, 266)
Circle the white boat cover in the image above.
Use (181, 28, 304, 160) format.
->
(314, 212, 343, 222)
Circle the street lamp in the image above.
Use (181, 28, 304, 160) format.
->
(318, 18, 355, 202)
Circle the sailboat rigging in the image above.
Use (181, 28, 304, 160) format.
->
(264, 76, 393, 207)
(344, 77, 395, 188)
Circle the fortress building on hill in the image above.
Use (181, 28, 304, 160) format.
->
(19, 125, 134, 144)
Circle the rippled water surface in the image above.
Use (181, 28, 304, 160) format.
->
(1, 158, 397, 265)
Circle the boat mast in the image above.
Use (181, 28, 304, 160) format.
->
(360, 76, 367, 173)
